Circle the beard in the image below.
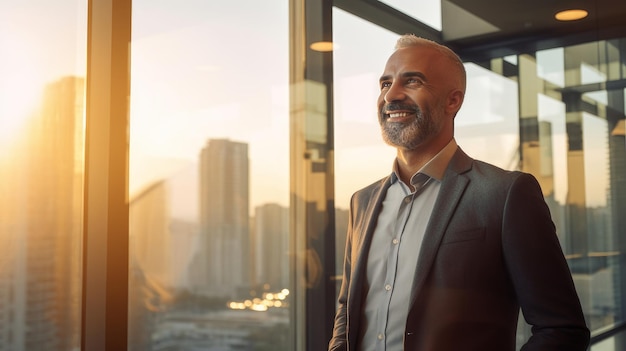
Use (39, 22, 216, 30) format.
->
(379, 102, 441, 150)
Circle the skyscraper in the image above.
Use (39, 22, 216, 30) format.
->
(0, 76, 84, 351)
(192, 139, 250, 298)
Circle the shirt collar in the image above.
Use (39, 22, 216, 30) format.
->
(390, 138, 458, 185)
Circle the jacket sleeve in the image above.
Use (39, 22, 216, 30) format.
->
(502, 173, 590, 350)
(328, 195, 356, 351)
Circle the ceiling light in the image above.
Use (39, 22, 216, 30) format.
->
(310, 41, 334, 52)
(555, 9, 588, 21)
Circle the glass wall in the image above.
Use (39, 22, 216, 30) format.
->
(128, 1, 291, 350)
(0, 1, 86, 351)
(482, 40, 626, 341)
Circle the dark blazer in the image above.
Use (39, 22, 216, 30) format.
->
(329, 148, 590, 351)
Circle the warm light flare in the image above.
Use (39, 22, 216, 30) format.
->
(227, 288, 290, 311)
(0, 91, 38, 142)
(1, 47, 42, 147)
(251, 304, 268, 312)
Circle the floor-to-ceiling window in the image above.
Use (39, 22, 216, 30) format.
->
(523, 40, 625, 348)
(0, 1, 86, 350)
(128, 1, 291, 350)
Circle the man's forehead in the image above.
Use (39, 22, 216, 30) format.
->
(382, 48, 437, 76)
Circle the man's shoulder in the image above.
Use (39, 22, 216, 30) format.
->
(463, 157, 544, 196)
(453, 148, 521, 179)
(471, 159, 518, 176)
(451, 148, 540, 188)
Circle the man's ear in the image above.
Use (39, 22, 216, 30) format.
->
(446, 89, 464, 117)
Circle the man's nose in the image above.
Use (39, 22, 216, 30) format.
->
(384, 83, 405, 103)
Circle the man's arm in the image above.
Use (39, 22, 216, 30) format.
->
(328, 288, 348, 351)
(503, 173, 590, 350)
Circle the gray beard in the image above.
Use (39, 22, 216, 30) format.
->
(381, 119, 423, 149)
(381, 109, 436, 150)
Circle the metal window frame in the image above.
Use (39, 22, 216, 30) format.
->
(81, 0, 132, 350)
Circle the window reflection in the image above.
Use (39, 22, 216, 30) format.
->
(523, 40, 626, 340)
(129, 1, 290, 350)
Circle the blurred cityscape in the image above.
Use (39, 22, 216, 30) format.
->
(0, 76, 346, 351)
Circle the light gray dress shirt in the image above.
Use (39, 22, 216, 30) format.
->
(358, 139, 458, 351)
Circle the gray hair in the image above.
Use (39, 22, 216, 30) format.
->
(395, 34, 466, 92)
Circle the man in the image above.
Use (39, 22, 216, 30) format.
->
(328, 34, 590, 351)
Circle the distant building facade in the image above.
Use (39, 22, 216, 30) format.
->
(191, 139, 250, 298)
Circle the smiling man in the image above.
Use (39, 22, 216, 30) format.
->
(328, 34, 590, 351)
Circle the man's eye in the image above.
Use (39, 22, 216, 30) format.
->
(381, 82, 391, 89)
(407, 78, 420, 84)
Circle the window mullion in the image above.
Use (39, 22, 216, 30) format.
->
(82, 0, 132, 350)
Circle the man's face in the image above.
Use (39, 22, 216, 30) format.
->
(377, 46, 451, 150)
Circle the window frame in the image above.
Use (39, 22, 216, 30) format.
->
(82, 0, 131, 350)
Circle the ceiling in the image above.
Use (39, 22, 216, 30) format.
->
(442, 0, 626, 61)
(334, 0, 626, 61)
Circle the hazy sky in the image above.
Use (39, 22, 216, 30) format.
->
(0, 1, 86, 149)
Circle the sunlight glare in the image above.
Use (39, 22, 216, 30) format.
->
(0, 37, 43, 147)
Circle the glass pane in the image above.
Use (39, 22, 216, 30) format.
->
(513, 39, 626, 345)
(537, 47, 565, 88)
(332, 8, 398, 277)
(129, 1, 290, 350)
(456, 63, 520, 170)
(0, 1, 87, 351)
(562, 40, 626, 334)
(333, 8, 398, 209)
(377, 0, 441, 30)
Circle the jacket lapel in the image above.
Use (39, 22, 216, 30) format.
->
(348, 176, 392, 350)
(409, 148, 473, 305)
(351, 176, 392, 289)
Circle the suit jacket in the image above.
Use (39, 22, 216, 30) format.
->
(329, 148, 590, 351)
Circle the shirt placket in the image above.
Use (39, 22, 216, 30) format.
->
(376, 186, 416, 350)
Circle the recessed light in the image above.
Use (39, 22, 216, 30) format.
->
(555, 9, 588, 21)
(310, 41, 334, 52)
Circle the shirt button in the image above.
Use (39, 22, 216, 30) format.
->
(404, 197, 411, 204)
(385, 284, 392, 291)
(378, 334, 384, 340)
(392, 238, 399, 245)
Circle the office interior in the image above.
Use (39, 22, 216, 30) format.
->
(1, 0, 625, 350)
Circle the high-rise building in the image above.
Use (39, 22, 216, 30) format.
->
(0, 76, 84, 351)
(191, 139, 250, 298)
